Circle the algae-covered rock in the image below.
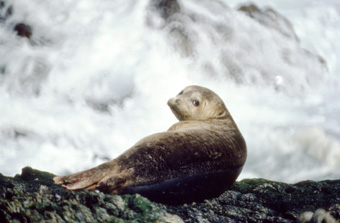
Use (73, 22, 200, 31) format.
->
(164, 178, 340, 223)
(0, 167, 183, 223)
(1, 167, 339, 223)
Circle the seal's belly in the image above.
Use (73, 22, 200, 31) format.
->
(120, 166, 243, 204)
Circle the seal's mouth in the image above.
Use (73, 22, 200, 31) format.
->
(168, 97, 186, 120)
(168, 103, 184, 120)
(169, 105, 182, 119)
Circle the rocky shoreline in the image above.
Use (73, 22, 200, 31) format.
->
(0, 167, 339, 223)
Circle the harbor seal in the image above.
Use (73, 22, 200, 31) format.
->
(53, 85, 247, 204)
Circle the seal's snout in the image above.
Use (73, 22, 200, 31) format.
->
(167, 99, 172, 106)
(168, 97, 182, 108)
(167, 97, 175, 106)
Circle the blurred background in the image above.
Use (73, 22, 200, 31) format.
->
(0, 0, 339, 183)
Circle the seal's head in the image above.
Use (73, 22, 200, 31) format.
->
(167, 85, 230, 121)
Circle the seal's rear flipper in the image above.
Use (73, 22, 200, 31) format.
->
(53, 162, 115, 191)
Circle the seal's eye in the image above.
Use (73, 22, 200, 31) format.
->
(192, 99, 200, 107)
(178, 90, 183, 95)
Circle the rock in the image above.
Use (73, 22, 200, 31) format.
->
(149, 0, 181, 20)
(0, 0, 13, 22)
(13, 23, 33, 38)
(164, 179, 340, 223)
(299, 209, 337, 223)
(238, 3, 299, 41)
(0, 1, 33, 39)
(0, 167, 183, 223)
(145, 0, 195, 57)
(1, 167, 339, 223)
(237, 3, 327, 69)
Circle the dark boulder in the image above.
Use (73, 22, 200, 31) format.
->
(13, 23, 33, 38)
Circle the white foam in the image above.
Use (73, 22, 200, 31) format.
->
(0, 0, 339, 183)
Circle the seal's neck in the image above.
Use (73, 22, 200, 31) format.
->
(167, 118, 236, 132)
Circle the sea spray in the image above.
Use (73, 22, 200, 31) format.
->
(0, 0, 339, 183)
